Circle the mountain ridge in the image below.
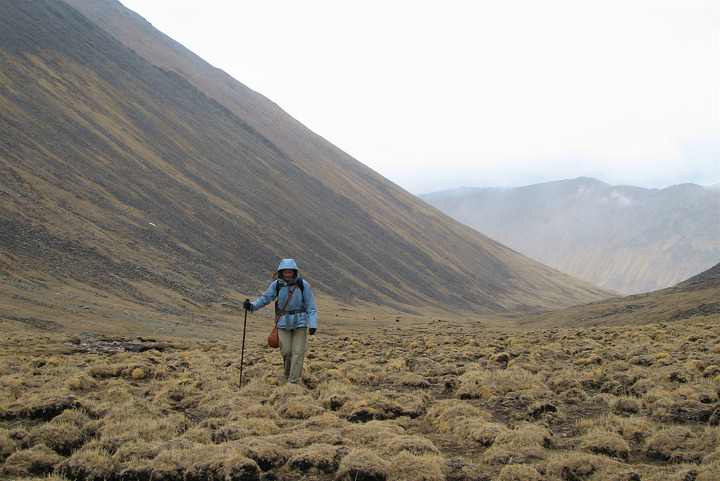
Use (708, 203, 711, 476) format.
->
(420, 177, 719, 294)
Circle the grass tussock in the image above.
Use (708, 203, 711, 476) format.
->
(336, 447, 389, 481)
(1, 318, 719, 481)
(3, 444, 63, 477)
(0, 427, 19, 461)
(496, 464, 543, 481)
(482, 424, 551, 465)
(578, 428, 631, 459)
(388, 451, 447, 481)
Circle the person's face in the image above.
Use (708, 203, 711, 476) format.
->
(282, 269, 295, 282)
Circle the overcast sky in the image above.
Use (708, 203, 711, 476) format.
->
(119, 0, 719, 194)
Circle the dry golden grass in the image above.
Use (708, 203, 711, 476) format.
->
(0, 317, 718, 481)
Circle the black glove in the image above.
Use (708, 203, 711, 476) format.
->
(309, 328, 316, 335)
(243, 299, 253, 311)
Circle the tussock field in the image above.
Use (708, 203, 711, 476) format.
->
(1, 318, 719, 481)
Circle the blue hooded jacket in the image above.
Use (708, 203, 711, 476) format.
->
(251, 259, 317, 330)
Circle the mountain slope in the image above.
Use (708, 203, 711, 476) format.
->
(421, 178, 719, 294)
(514, 262, 720, 329)
(0, 0, 613, 335)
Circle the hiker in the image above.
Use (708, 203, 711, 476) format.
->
(244, 258, 317, 384)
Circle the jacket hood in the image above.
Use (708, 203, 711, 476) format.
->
(277, 258, 299, 273)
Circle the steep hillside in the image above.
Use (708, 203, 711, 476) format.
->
(0, 0, 612, 336)
(512, 263, 720, 329)
(421, 178, 719, 294)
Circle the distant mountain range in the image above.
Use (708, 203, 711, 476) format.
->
(0, 0, 614, 334)
(420, 178, 719, 294)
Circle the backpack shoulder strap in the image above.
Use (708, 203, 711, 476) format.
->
(274, 279, 280, 315)
(274, 278, 305, 315)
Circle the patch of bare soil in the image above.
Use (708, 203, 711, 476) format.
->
(1, 318, 718, 481)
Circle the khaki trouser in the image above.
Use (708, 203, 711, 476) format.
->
(278, 327, 308, 383)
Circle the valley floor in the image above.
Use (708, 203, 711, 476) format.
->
(1, 316, 718, 481)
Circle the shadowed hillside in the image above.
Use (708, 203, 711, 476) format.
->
(0, 0, 613, 336)
(421, 178, 720, 294)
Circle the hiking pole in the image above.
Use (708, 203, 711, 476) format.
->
(239, 299, 249, 388)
